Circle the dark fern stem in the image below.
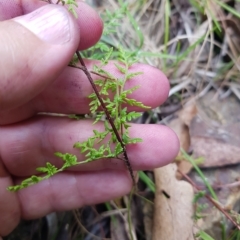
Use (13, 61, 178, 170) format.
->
(75, 51, 136, 186)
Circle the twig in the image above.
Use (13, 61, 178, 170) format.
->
(212, 180, 240, 190)
(185, 180, 240, 191)
(75, 51, 136, 186)
(68, 64, 116, 82)
(178, 169, 240, 230)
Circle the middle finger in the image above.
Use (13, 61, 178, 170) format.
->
(0, 116, 179, 176)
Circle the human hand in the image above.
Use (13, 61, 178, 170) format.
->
(0, 0, 179, 237)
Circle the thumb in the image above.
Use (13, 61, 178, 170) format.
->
(0, 4, 79, 112)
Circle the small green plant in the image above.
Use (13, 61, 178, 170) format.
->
(44, 0, 78, 17)
(8, 1, 149, 191)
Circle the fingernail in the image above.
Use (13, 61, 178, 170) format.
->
(14, 5, 71, 45)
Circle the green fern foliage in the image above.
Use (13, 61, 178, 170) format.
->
(59, 0, 78, 18)
(71, 47, 149, 161)
(8, 1, 149, 191)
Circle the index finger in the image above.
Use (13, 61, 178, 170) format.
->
(0, 60, 169, 124)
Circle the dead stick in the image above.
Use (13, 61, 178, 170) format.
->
(178, 169, 240, 230)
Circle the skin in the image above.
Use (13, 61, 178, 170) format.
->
(0, 0, 180, 237)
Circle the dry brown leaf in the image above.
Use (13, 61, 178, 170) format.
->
(225, 188, 240, 212)
(176, 159, 193, 180)
(168, 102, 197, 177)
(152, 164, 194, 240)
(190, 91, 240, 167)
(179, 102, 198, 127)
(169, 118, 190, 152)
(168, 118, 192, 177)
